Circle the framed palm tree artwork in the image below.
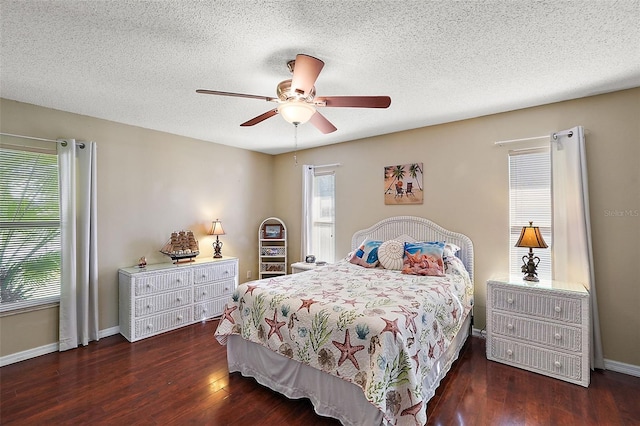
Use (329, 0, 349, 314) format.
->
(384, 163, 423, 205)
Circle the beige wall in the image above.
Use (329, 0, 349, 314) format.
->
(273, 88, 640, 366)
(2, 89, 638, 367)
(0, 98, 274, 357)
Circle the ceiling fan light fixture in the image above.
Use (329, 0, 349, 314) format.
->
(278, 101, 316, 125)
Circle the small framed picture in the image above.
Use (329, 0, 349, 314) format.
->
(263, 224, 283, 239)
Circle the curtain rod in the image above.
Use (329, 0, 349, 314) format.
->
(494, 135, 550, 146)
(0, 132, 85, 148)
(0, 132, 59, 143)
(313, 163, 341, 169)
(552, 130, 574, 139)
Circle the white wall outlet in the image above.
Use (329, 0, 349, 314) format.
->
(246, 270, 252, 279)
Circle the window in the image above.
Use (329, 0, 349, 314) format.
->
(311, 171, 335, 262)
(509, 148, 552, 281)
(0, 145, 61, 312)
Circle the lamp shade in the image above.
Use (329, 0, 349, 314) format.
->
(210, 220, 226, 236)
(277, 101, 316, 124)
(515, 221, 548, 249)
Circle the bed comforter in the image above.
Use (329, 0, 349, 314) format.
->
(214, 259, 473, 425)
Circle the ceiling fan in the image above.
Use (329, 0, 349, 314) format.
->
(196, 54, 391, 134)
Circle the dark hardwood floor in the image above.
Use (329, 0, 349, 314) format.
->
(1, 319, 639, 425)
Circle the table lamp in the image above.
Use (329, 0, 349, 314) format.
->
(209, 219, 226, 258)
(515, 221, 548, 282)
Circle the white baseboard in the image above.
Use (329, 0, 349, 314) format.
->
(99, 325, 120, 339)
(0, 342, 59, 367)
(605, 358, 640, 378)
(0, 325, 121, 367)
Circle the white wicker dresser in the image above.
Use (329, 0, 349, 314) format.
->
(119, 257, 238, 342)
(486, 277, 590, 387)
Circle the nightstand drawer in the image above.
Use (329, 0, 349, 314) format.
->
(134, 270, 191, 296)
(491, 312, 583, 352)
(134, 288, 192, 317)
(490, 286, 583, 324)
(489, 336, 586, 384)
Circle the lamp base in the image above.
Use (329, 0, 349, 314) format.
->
(521, 250, 541, 282)
(213, 237, 223, 259)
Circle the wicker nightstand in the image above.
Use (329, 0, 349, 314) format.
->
(291, 262, 324, 274)
(486, 277, 590, 387)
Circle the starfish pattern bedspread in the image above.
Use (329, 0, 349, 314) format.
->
(215, 259, 473, 425)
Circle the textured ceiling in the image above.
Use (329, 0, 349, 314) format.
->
(1, 1, 639, 154)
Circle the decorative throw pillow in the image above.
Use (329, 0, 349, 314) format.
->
(377, 240, 404, 270)
(401, 241, 445, 276)
(443, 243, 461, 259)
(349, 238, 382, 268)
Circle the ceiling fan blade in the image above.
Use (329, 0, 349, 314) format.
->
(309, 111, 337, 134)
(196, 89, 277, 102)
(290, 54, 324, 96)
(240, 108, 279, 126)
(315, 96, 391, 108)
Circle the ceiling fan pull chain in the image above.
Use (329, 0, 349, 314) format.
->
(293, 123, 299, 166)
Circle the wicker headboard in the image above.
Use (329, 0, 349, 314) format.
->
(351, 216, 474, 283)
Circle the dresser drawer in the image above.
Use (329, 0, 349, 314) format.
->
(490, 285, 583, 324)
(134, 288, 192, 317)
(488, 336, 586, 384)
(194, 298, 228, 321)
(134, 270, 191, 296)
(194, 262, 237, 283)
(134, 306, 193, 339)
(194, 279, 235, 302)
(491, 311, 583, 352)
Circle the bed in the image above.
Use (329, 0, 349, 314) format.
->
(214, 216, 474, 425)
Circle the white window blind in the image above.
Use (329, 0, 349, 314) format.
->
(509, 148, 552, 281)
(312, 171, 335, 263)
(0, 146, 61, 311)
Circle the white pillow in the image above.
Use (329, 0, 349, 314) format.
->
(444, 243, 461, 258)
(377, 240, 404, 270)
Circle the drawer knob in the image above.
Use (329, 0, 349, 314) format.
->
(224, 287, 229, 291)
(177, 297, 182, 302)
(507, 298, 514, 304)
(202, 291, 207, 296)
(146, 284, 152, 289)
(147, 324, 153, 329)
(202, 307, 207, 312)
(554, 333, 561, 340)
(177, 315, 183, 321)
(506, 349, 513, 357)
(554, 306, 562, 313)
(202, 274, 206, 278)
(554, 361, 562, 368)
(147, 304, 152, 309)
(507, 323, 514, 330)
(176, 278, 181, 283)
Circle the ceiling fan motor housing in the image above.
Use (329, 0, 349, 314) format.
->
(277, 79, 315, 102)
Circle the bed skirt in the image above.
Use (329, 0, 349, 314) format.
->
(226, 312, 472, 426)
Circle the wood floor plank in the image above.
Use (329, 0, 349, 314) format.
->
(1, 319, 639, 425)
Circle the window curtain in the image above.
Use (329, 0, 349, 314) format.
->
(550, 126, 604, 369)
(58, 140, 99, 351)
(301, 165, 314, 261)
